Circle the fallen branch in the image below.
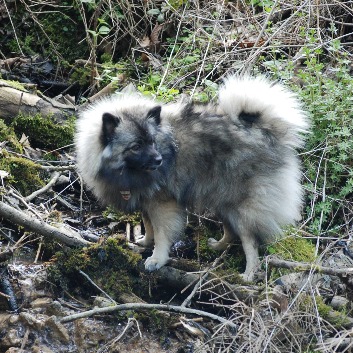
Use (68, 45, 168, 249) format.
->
(268, 256, 353, 277)
(0, 201, 90, 247)
(25, 171, 61, 202)
(39, 165, 76, 171)
(60, 302, 238, 329)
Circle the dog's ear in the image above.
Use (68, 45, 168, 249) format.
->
(147, 106, 162, 126)
(102, 112, 120, 144)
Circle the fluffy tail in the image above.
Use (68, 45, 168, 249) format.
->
(218, 76, 309, 148)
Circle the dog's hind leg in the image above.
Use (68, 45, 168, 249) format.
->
(236, 228, 260, 282)
(208, 225, 235, 251)
(209, 219, 259, 281)
(143, 199, 186, 272)
(136, 212, 155, 247)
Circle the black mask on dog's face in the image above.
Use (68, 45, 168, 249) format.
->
(100, 106, 163, 174)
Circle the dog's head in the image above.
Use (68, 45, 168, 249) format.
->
(99, 105, 163, 178)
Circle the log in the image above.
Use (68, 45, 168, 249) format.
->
(0, 80, 75, 122)
(0, 201, 90, 247)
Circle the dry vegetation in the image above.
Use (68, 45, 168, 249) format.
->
(1, 1, 353, 352)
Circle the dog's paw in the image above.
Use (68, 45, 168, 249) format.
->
(208, 237, 228, 251)
(135, 236, 153, 248)
(239, 270, 255, 282)
(144, 256, 169, 272)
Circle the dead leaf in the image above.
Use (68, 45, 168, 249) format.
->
(139, 36, 151, 48)
(0, 170, 9, 179)
(19, 133, 31, 148)
(150, 23, 163, 45)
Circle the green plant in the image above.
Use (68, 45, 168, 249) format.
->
(284, 44, 353, 236)
(264, 38, 353, 237)
(248, 0, 277, 12)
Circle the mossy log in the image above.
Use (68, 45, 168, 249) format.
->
(0, 80, 75, 122)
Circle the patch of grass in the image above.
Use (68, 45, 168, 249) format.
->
(102, 207, 142, 227)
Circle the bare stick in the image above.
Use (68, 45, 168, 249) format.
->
(268, 256, 353, 277)
(6, 191, 42, 219)
(25, 171, 61, 202)
(0, 201, 90, 247)
(39, 165, 76, 171)
(96, 318, 141, 353)
(60, 302, 238, 329)
(79, 270, 116, 304)
(34, 239, 43, 263)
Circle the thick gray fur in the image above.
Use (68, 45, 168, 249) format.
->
(75, 76, 309, 281)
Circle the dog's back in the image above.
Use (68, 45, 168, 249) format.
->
(161, 77, 308, 238)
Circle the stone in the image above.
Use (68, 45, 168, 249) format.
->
(31, 297, 53, 309)
(1, 329, 22, 347)
(19, 312, 45, 329)
(45, 316, 70, 343)
(32, 344, 55, 353)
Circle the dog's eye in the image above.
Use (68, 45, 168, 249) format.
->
(131, 144, 141, 152)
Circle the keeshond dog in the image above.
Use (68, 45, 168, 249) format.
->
(75, 76, 308, 281)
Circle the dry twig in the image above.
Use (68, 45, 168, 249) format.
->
(60, 302, 238, 329)
(268, 256, 353, 278)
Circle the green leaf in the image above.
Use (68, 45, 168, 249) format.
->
(147, 9, 161, 16)
(98, 25, 110, 35)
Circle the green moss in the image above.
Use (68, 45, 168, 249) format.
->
(4, 80, 27, 91)
(193, 225, 220, 263)
(299, 295, 351, 328)
(0, 120, 23, 153)
(48, 236, 143, 299)
(70, 66, 92, 87)
(12, 113, 75, 149)
(3, 6, 87, 62)
(103, 207, 142, 227)
(267, 231, 316, 263)
(0, 155, 44, 194)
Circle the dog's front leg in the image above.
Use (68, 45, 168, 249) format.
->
(143, 199, 186, 272)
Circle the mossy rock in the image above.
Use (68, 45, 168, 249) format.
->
(12, 113, 75, 149)
(0, 155, 44, 194)
(48, 236, 144, 299)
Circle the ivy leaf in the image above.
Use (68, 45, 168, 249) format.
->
(98, 25, 110, 35)
(147, 9, 161, 16)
